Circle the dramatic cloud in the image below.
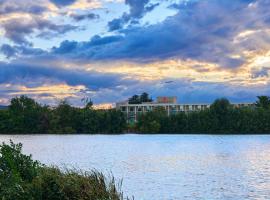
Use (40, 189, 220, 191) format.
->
(49, 0, 270, 69)
(1, 0, 270, 105)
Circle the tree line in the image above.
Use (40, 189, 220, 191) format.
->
(0, 95, 270, 134)
(136, 96, 270, 134)
(0, 96, 126, 134)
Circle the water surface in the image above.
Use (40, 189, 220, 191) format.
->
(1, 134, 270, 200)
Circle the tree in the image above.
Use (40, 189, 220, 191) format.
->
(0, 110, 11, 133)
(256, 96, 270, 109)
(210, 98, 232, 115)
(51, 100, 77, 133)
(81, 97, 93, 110)
(128, 95, 141, 104)
(128, 92, 152, 104)
(140, 92, 152, 103)
(137, 107, 166, 133)
(8, 96, 43, 133)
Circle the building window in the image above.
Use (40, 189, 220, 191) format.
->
(184, 105, 189, 111)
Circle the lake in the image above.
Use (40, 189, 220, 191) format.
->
(1, 134, 270, 200)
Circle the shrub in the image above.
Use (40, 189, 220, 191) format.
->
(0, 141, 128, 200)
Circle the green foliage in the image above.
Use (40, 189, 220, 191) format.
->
(8, 96, 45, 133)
(256, 96, 270, 109)
(137, 97, 270, 134)
(137, 107, 166, 133)
(0, 141, 40, 200)
(0, 141, 128, 200)
(0, 96, 126, 134)
(0, 110, 12, 132)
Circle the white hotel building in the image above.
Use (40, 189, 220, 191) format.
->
(116, 96, 254, 123)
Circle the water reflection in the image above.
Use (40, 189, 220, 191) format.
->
(1, 134, 270, 200)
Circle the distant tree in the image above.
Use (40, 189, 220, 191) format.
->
(51, 100, 77, 133)
(210, 98, 232, 133)
(81, 97, 93, 109)
(128, 95, 141, 104)
(140, 92, 152, 103)
(256, 96, 270, 109)
(8, 96, 43, 133)
(9, 96, 39, 115)
(85, 100, 93, 109)
(137, 107, 166, 133)
(128, 92, 152, 104)
(0, 110, 11, 132)
(210, 98, 232, 114)
(147, 121, 161, 133)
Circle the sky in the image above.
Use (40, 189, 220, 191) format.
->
(0, 0, 270, 107)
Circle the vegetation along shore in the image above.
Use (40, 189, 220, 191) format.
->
(0, 95, 270, 134)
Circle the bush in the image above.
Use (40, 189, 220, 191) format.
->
(0, 141, 128, 200)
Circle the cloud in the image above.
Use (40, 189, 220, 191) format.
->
(2, 18, 78, 45)
(126, 0, 158, 18)
(1, 0, 270, 106)
(0, 62, 137, 90)
(52, 35, 124, 55)
(49, 0, 270, 69)
(0, 58, 269, 106)
(87, 77, 267, 105)
(0, 44, 17, 58)
(49, 0, 77, 7)
(251, 67, 270, 78)
(108, 0, 159, 31)
(0, 44, 46, 58)
(0, 72, 268, 105)
(4, 0, 268, 70)
(108, 18, 126, 31)
(0, 0, 51, 18)
(70, 12, 100, 21)
(0, 4, 47, 15)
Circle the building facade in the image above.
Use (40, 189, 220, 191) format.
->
(116, 96, 254, 123)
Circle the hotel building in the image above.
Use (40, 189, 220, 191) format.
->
(116, 96, 254, 123)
